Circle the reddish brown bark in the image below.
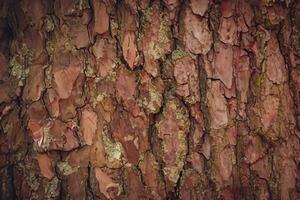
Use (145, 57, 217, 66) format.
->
(0, 0, 300, 199)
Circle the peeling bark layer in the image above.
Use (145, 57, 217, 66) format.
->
(0, 0, 300, 199)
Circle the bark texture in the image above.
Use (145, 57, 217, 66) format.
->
(0, 0, 300, 199)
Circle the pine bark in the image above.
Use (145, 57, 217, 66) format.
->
(0, 0, 300, 199)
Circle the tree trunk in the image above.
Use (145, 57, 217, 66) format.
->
(0, 0, 300, 199)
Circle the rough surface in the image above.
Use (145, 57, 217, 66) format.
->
(0, 0, 300, 200)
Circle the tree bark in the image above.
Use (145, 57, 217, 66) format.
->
(0, 0, 300, 199)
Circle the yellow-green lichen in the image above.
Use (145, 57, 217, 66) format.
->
(43, 15, 55, 32)
(9, 57, 25, 79)
(107, 70, 117, 82)
(255, 74, 264, 87)
(45, 176, 59, 199)
(251, 73, 265, 97)
(110, 19, 119, 36)
(91, 92, 107, 109)
(56, 24, 77, 54)
(177, 130, 187, 159)
(9, 44, 33, 86)
(84, 62, 95, 78)
(185, 95, 197, 105)
(40, 121, 52, 150)
(57, 161, 79, 176)
(174, 105, 189, 124)
(63, 40, 77, 54)
(159, 99, 189, 183)
(142, 84, 163, 113)
(138, 7, 153, 38)
(136, 11, 148, 44)
(156, 14, 172, 60)
(96, 92, 108, 102)
(102, 129, 122, 162)
(20, 43, 33, 61)
(44, 64, 53, 87)
(148, 42, 162, 60)
(141, 10, 171, 61)
(26, 172, 40, 192)
(163, 131, 187, 183)
(76, 0, 90, 10)
(143, 7, 153, 23)
(158, 14, 170, 45)
(171, 48, 189, 61)
(164, 167, 179, 184)
(46, 41, 55, 55)
(100, 60, 119, 82)
(174, 104, 189, 168)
